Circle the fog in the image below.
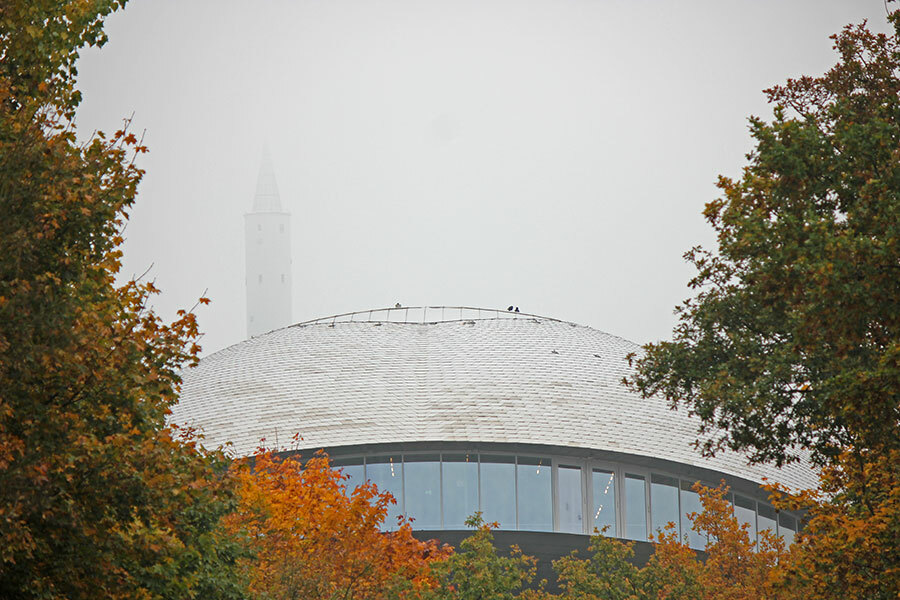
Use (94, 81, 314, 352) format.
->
(74, 0, 892, 355)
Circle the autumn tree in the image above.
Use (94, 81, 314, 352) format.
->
(227, 450, 449, 600)
(628, 15, 900, 469)
(551, 532, 644, 599)
(420, 514, 538, 600)
(627, 12, 900, 599)
(766, 449, 900, 599)
(548, 483, 784, 600)
(1, 1, 248, 597)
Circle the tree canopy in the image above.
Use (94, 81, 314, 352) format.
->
(628, 14, 900, 469)
(226, 449, 449, 600)
(627, 12, 900, 598)
(0, 1, 248, 597)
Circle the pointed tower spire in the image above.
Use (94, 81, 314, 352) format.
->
(252, 144, 282, 212)
(245, 147, 292, 338)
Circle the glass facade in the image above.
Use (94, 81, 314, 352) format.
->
(625, 473, 648, 541)
(558, 465, 583, 534)
(680, 480, 705, 550)
(327, 451, 800, 549)
(734, 494, 757, 546)
(366, 455, 403, 528)
(517, 457, 552, 531)
(442, 454, 478, 528)
(332, 456, 364, 496)
(480, 455, 517, 529)
(778, 513, 797, 546)
(758, 503, 778, 539)
(404, 454, 441, 529)
(650, 474, 680, 538)
(592, 469, 616, 536)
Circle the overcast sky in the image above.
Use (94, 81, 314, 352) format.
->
(74, 0, 892, 355)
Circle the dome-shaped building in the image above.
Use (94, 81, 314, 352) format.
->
(172, 306, 814, 571)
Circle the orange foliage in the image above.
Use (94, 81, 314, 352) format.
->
(226, 450, 450, 600)
(767, 449, 900, 600)
(556, 482, 789, 600)
(687, 483, 785, 600)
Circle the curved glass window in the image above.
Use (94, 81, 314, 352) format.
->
(778, 513, 796, 546)
(558, 465, 584, 534)
(332, 456, 364, 496)
(367, 455, 403, 528)
(325, 451, 801, 550)
(404, 454, 441, 529)
(517, 457, 552, 531)
(758, 503, 777, 539)
(734, 494, 757, 546)
(625, 473, 647, 541)
(592, 469, 616, 536)
(680, 480, 705, 549)
(651, 474, 680, 538)
(480, 455, 516, 529)
(442, 454, 478, 528)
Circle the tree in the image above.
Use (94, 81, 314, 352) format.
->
(551, 532, 643, 600)
(226, 450, 449, 600)
(1, 2, 248, 597)
(421, 514, 537, 600)
(627, 14, 900, 470)
(626, 12, 900, 599)
(550, 483, 784, 600)
(767, 449, 900, 599)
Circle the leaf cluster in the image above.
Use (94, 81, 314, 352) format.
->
(1, 1, 249, 597)
(627, 14, 900, 469)
(419, 513, 537, 600)
(227, 451, 450, 600)
(420, 484, 789, 600)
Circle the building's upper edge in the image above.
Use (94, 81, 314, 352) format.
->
(293, 305, 566, 327)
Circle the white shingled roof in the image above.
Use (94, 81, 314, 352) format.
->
(171, 308, 817, 490)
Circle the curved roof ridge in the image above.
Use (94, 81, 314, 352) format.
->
(173, 308, 818, 490)
(293, 305, 563, 326)
(197, 306, 642, 362)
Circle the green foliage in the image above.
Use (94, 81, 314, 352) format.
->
(549, 484, 783, 600)
(627, 15, 900, 468)
(0, 1, 250, 598)
(1, 0, 127, 115)
(421, 514, 537, 600)
(552, 534, 642, 600)
(625, 12, 900, 599)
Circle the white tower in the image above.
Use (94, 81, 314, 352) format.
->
(245, 149, 292, 338)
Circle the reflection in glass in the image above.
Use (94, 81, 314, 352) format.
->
(404, 455, 441, 529)
(331, 456, 364, 497)
(680, 480, 705, 549)
(517, 457, 552, 531)
(480, 455, 516, 529)
(367, 455, 403, 529)
(778, 513, 796, 546)
(442, 454, 478, 528)
(625, 473, 647, 540)
(651, 474, 680, 538)
(558, 466, 583, 533)
(592, 469, 616, 536)
(734, 495, 757, 546)
(758, 503, 777, 540)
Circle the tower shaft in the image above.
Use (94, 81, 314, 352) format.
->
(245, 150, 292, 338)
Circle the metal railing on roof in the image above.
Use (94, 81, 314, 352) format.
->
(294, 306, 562, 327)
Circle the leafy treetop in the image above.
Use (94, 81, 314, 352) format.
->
(628, 14, 900, 468)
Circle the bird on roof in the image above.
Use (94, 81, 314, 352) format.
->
(395, 303, 402, 308)
(508, 306, 514, 311)
(515, 307, 520, 312)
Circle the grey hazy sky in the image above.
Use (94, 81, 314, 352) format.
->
(74, 0, 892, 355)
